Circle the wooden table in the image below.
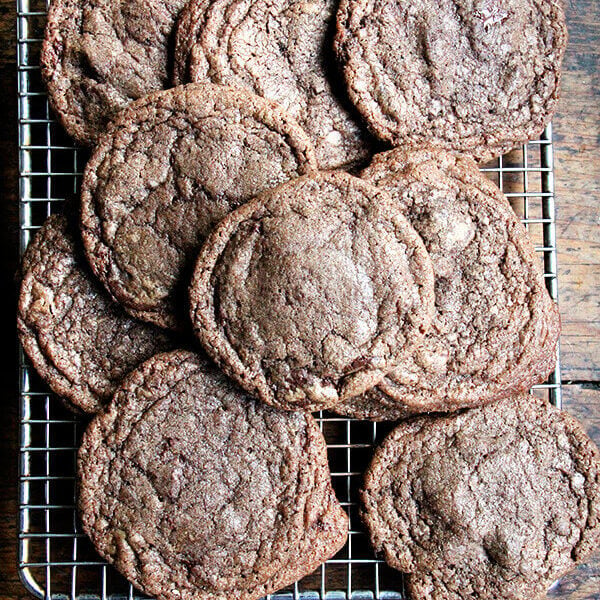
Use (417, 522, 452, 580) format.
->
(0, 0, 598, 598)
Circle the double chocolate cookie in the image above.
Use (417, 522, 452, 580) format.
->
(79, 350, 348, 600)
(174, 0, 373, 168)
(335, 0, 567, 160)
(335, 148, 560, 421)
(190, 170, 435, 412)
(362, 394, 600, 600)
(17, 215, 174, 413)
(81, 83, 317, 330)
(41, 0, 187, 145)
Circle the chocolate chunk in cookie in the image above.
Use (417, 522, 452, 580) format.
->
(41, 0, 188, 145)
(79, 350, 348, 600)
(81, 83, 317, 330)
(335, 0, 567, 161)
(174, 0, 374, 169)
(18, 215, 175, 413)
(362, 394, 600, 600)
(190, 170, 435, 412)
(334, 148, 559, 421)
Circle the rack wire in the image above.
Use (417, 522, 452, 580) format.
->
(17, 0, 562, 598)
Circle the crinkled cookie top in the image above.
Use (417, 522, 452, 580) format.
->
(18, 214, 174, 413)
(174, 0, 374, 168)
(41, 0, 187, 144)
(335, 148, 560, 420)
(81, 83, 317, 330)
(190, 170, 434, 412)
(79, 350, 348, 600)
(362, 394, 600, 600)
(335, 0, 567, 160)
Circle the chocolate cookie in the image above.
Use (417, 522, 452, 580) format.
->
(79, 350, 348, 600)
(41, 0, 187, 145)
(173, 0, 373, 169)
(81, 83, 317, 330)
(334, 148, 560, 421)
(361, 395, 600, 600)
(190, 170, 435, 412)
(335, 0, 567, 161)
(17, 215, 174, 413)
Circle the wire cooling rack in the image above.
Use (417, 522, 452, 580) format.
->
(17, 0, 562, 598)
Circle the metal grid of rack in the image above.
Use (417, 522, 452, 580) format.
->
(17, 0, 562, 598)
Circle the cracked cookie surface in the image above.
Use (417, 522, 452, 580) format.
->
(334, 148, 560, 421)
(41, 0, 188, 145)
(362, 395, 600, 600)
(174, 0, 374, 169)
(78, 350, 348, 600)
(189, 170, 435, 412)
(81, 83, 317, 330)
(17, 215, 175, 413)
(335, 0, 567, 161)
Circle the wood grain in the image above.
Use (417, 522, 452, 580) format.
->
(0, 0, 22, 596)
(554, 0, 600, 383)
(0, 0, 599, 598)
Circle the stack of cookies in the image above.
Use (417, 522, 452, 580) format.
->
(17, 0, 600, 599)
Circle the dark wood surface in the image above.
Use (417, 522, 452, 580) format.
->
(0, 0, 598, 598)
